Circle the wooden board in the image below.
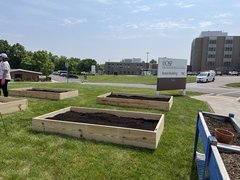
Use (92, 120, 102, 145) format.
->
(32, 107, 164, 149)
(0, 96, 28, 114)
(9, 87, 78, 100)
(194, 111, 240, 179)
(96, 92, 173, 111)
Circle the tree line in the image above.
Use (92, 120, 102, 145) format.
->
(0, 39, 101, 75)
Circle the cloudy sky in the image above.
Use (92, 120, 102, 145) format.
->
(0, 0, 240, 64)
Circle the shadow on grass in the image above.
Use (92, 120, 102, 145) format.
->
(190, 159, 199, 180)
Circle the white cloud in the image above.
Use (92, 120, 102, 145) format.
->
(199, 21, 212, 28)
(20, 0, 69, 11)
(123, 0, 142, 5)
(61, 17, 87, 26)
(176, 2, 195, 8)
(215, 13, 232, 18)
(97, 0, 111, 4)
(156, 2, 168, 7)
(131, 5, 151, 13)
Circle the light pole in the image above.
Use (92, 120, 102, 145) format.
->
(146, 52, 149, 75)
(146, 52, 149, 63)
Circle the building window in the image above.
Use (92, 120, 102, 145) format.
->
(208, 54, 216, 58)
(224, 62, 231, 66)
(224, 54, 232, 58)
(224, 47, 233, 51)
(208, 47, 216, 51)
(225, 40, 233, 44)
(209, 40, 216, 44)
(207, 62, 215, 66)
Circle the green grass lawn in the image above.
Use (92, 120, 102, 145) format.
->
(85, 75, 196, 84)
(225, 82, 240, 88)
(0, 82, 208, 179)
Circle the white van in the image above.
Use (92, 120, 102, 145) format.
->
(196, 70, 216, 83)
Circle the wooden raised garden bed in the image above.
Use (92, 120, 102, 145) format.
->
(96, 92, 173, 111)
(32, 107, 165, 149)
(193, 111, 240, 180)
(0, 96, 27, 114)
(9, 87, 78, 100)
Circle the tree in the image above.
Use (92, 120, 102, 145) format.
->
(21, 51, 34, 70)
(9, 43, 27, 68)
(0, 39, 11, 55)
(77, 58, 97, 73)
(150, 59, 157, 64)
(68, 57, 80, 73)
(32, 50, 55, 75)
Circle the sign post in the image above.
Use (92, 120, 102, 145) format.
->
(157, 57, 187, 96)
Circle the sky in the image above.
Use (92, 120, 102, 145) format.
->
(0, 0, 240, 64)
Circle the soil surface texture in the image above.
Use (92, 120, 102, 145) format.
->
(204, 116, 240, 146)
(47, 111, 159, 131)
(220, 152, 240, 180)
(28, 89, 68, 93)
(108, 94, 169, 102)
(204, 115, 240, 179)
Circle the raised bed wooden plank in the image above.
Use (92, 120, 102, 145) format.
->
(0, 96, 28, 114)
(96, 92, 173, 111)
(194, 111, 239, 179)
(32, 107, 164, 149)
(9, 87, 78, 100)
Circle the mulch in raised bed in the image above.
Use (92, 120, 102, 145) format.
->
(204, 115, 240, 179)
(220, 152, 240, 180)
(204, 116, 240, 146)
(27, 88, 68, 93)
(47, 111, 159, 131)
(108, 94, 169, 102)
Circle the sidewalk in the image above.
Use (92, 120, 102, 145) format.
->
(192, 95, 240, 124)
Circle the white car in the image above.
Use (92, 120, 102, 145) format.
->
(196, 71, 215, 83)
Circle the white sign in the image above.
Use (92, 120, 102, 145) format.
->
(157, 58, 187, 78)
(91, 65, 96, 74)
(65, 62, 69, 68)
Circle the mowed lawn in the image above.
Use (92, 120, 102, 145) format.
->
(0, 82, 208, 179)
(86, 75, 196, 84)
(225, 82, 240, 88)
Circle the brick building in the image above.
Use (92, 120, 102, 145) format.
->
(10, 69, 42, 81)
(190, 31, 240, 72)
(105, 62, 158, 75)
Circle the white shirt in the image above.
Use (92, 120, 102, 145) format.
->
(0, 61, 3, 79)
(2, 61, 11, 80)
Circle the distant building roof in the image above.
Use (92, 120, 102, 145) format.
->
(199, 31, 228, 37)
(11, 69, 42, 75)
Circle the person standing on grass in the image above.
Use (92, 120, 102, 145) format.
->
(0, 55, 3, 96)
(0, 53, 11, 97)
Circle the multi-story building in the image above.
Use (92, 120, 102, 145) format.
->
(105, 62, 158, 75)
(190, 31, 240, 73)
(121, 58, 141, 63)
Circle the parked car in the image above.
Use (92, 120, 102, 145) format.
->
(216, 71, 222, 76)
(196, 70, 216, 83)
(60, 72, 67, 77)
(229, 71, 239, 76)
(57, 70, 67, 76)
(67, 74, 79, 79)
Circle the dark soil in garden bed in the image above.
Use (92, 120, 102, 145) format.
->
(28, 88, 68, 93)
(204, 116, 240, 146)
(108, 94, 169, 102)
(220, 152, 240, 180)
(47, 111, 159, 131)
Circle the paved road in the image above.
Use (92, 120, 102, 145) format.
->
(51, 75, 240, 97)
